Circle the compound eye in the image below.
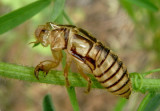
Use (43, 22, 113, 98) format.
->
(37, 29, 48, 39)
(41, 29, 47, 33)
(35, 25, 49, 38)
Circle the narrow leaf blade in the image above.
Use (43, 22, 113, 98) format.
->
(143, 94, 160, 111)
(51, 0, 65, 21)
(43, 94, 55, 111)
(137, 93, 155, 111)
(0, 0, 51, 34)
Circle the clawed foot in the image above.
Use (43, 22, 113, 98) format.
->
(34, 63, 50, 80)
(84, 88, 90, 94)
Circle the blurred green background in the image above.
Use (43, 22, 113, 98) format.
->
(0, 0, 160, 111)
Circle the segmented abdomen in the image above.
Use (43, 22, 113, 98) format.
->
(89, 43, 131, 99)
(67, 28, 132, 99)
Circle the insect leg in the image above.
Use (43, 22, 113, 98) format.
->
(64, 54, 72, 87)
(34, 51, 62, 79)
(77, 65, 92, 93)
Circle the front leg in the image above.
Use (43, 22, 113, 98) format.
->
(34, 51, 62, 79)
(34, 60, 60, 79)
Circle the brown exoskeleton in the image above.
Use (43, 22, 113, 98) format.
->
(32, 22, 132, 99)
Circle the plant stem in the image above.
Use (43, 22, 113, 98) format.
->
(1, 62, 160, 93)
(62, 10, 80, 111)
(63, 11, 74, 25)
(130, 75, 160, 92)
(43, 94, 55, 111)
(141, 68, 160, 76)
(66, 86, 80, 111)
(139, 78, 160, 92)
(0, 62, 103, 88)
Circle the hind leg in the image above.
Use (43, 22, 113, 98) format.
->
(77, 65, 92, 93)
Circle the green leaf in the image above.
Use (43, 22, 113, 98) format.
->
(137, 93, 155, 111)
(43, 94, 55, 111)
(0, 0, 51, 34)
(66, 86, 80, 111)
(51, 0, 65, 21)
(54, 12, 64, 24)
(130, 72, 160, 93)
(143, 94, 160, 111)
(125, 0, 158, 12)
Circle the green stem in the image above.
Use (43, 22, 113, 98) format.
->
(43, 94, 55, 111)
(141, 68, 160, 76)
(1, 62, 160, 93)
(63, 11, 74, 25)
(139, 78, 160, 92)
(62, 51, 80, 110)
(0, 62, 103, 88)
(62, 13, 80, 111)
(130, 74, 160, 92)
(66, 86, 80, 111)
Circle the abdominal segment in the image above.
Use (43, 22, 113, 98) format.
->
(68, 33, 131, 98)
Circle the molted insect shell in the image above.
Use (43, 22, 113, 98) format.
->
(34, 22, 132, 99)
